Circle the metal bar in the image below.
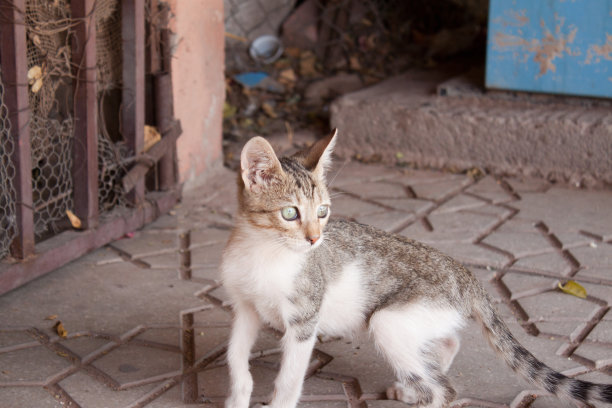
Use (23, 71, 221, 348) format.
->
(71, 0, 99, 229)
(156, 3, 176, 190)
(122, 0, 146, 204)
(121, 120, 181, 194)
(155, 74, 176, 190)
(177, 230, 191, 280)
(0, 189, 180, 296)
(0, 0, 35, 258)
(148, 0, 162, 75)
(180, 311, 198, 403)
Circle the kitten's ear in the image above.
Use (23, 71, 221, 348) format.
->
(302, 128, 337, 180)
(240, 136, 284, 193)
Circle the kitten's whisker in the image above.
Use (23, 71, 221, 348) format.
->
(328, 158, 350, 188)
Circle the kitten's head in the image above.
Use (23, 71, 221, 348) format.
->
(237, 129, 337, 253)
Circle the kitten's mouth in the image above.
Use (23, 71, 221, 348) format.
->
(285, 236, 323, 253)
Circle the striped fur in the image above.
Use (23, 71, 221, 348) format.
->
(472, 286, 612, 405)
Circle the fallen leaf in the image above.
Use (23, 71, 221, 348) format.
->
(27, 65, 42, 82)
(143, 125, 161, 152)
(31, 77, 43, 93)
(261, 102, 277, 118)
(278, 68, 297, 84)
(558, 280, 587, 299)
(54, 321, 68, 338)
(223, 101, 237, 119)
(467, 167, 484, 180)
(66, 210, 82, 229)
(45, 314, 58, 321)
(32, 34, 42, 48)
(284, 47, 302, 58)
(299, 51, 318, 77)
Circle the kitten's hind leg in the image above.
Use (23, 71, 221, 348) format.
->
(369, 307, 460, 408)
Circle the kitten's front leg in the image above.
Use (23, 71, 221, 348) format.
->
(226, 301, 261, 408)
(268, 328, 317, 408)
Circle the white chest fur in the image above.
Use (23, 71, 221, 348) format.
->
(221, 238, 305, 329)
(222, 235, 369, 338)
(318, 261, 369, 338)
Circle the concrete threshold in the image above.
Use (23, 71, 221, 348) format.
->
(331, 68, 612, 188)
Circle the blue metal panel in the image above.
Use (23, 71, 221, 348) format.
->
(486, 0, 612, 98)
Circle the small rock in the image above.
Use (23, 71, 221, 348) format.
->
(281, 0, 318, 49)
(304, 73, 363, 104)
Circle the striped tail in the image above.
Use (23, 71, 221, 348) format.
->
(472, 288, 612, 405)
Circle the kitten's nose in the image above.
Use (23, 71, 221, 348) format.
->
(307, 235, 320, 245)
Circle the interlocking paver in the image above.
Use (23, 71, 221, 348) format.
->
(329, 195, 387, 219)
(512, 252, 573, 276)
(0, 345, 70, 384)
(338, 181, 410, 199)
(410, 179, 470, 201)
(374, 197, 434, 214)
(1, 159, 611, 408)
(3, 387, 63, 407)
(432, 193, 488, 214)
(355, 210, 415, 232)
(465, 176, 516, 204)
(482, 231, 553, 258)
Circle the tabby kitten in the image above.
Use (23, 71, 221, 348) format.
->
(220, 130, 612, 408)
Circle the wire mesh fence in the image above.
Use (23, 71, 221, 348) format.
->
(0, 0, 163, 257)
(0, 70, 18, 259)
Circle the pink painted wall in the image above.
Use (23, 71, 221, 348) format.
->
(168, 0, 225, 184)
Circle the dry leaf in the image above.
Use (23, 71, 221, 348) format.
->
(261, 102, 277, 118)
(45, 314, 58, 320)
(54, 321, 68, 338)
(66, 210, 82, 229)
(32, 34, 42, 48)
(299, 51, 318, 77)
(31, 78, 43, 93)
(223, 101, 237, 119)
(467, 167, 484, 180)
(558, 280, 587, 299)
(284, 47, 302, 58)
(143, 125, 161, 152)
(278, 68, 297, 84)
(27, 65, 42, 82)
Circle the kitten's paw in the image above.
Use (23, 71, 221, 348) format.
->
(251, 404, 267, 408)
(386, 382, 418, 404)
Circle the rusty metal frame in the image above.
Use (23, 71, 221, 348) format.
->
(0, 0, 181, 296)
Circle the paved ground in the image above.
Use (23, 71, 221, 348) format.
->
(1, 158, 611, 408)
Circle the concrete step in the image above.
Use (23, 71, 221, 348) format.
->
(330, 69, 612, 188)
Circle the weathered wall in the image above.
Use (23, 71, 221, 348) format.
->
(168, 0, 225, 185)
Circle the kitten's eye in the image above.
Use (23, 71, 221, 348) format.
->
(281, 206, 299, 221)
(317, 205, 329, 218)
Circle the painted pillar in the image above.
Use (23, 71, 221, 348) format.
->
(168, 0, 225, 185)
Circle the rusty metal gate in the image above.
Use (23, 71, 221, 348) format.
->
(0, 0, 181, 295)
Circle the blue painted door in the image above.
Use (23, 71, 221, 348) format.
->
(486, 0, 612, 98)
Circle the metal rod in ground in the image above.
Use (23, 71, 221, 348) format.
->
(178, 229, 191, 280)
(180, 312, 198, 403)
